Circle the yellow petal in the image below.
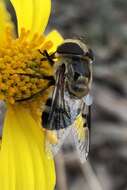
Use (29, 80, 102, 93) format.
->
(46, 30, 64, 53)
(0, 0, 14, 45)
(0, 104, 55, 190)
(10, 0, 51, 37)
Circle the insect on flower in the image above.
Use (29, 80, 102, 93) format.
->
(42, 39, 94, 163)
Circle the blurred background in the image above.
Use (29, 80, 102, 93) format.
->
(3, 0, 127, 189)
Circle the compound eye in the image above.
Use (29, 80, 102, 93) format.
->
(57, 42, 84, 55)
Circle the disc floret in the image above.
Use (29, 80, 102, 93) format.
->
(0, 28, 54, 104)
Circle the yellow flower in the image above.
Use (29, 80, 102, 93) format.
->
(0, 0, 63, 190)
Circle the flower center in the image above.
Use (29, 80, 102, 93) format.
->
(0, 28, 54, 104)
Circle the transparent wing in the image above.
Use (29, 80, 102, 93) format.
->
(45, 98, 83, 157)
(43, 63, 84, 157)
(45, 95, 83, 157)
(72, 113, 89, 163)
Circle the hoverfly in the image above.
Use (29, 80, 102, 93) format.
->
(42, 39, 94, 163)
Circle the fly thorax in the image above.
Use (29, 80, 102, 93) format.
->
(66, 59, 90, 98)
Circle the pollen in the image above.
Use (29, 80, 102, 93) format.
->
(0, 27, 54, 104)
(46, 130, 58, 145)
